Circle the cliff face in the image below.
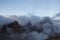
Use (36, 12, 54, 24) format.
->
(1, 21, 23, 33)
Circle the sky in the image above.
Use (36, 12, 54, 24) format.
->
(0, 0, 60, 17)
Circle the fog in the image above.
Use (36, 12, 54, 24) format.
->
(0, 13, 60, 40)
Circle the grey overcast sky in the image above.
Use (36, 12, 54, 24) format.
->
(0, 0, 60, 17)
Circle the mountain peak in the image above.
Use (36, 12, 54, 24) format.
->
(55, 12, 60, 17)
(53, 12, 60, 20)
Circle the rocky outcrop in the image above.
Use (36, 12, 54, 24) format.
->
(1, 21, 23, 33)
